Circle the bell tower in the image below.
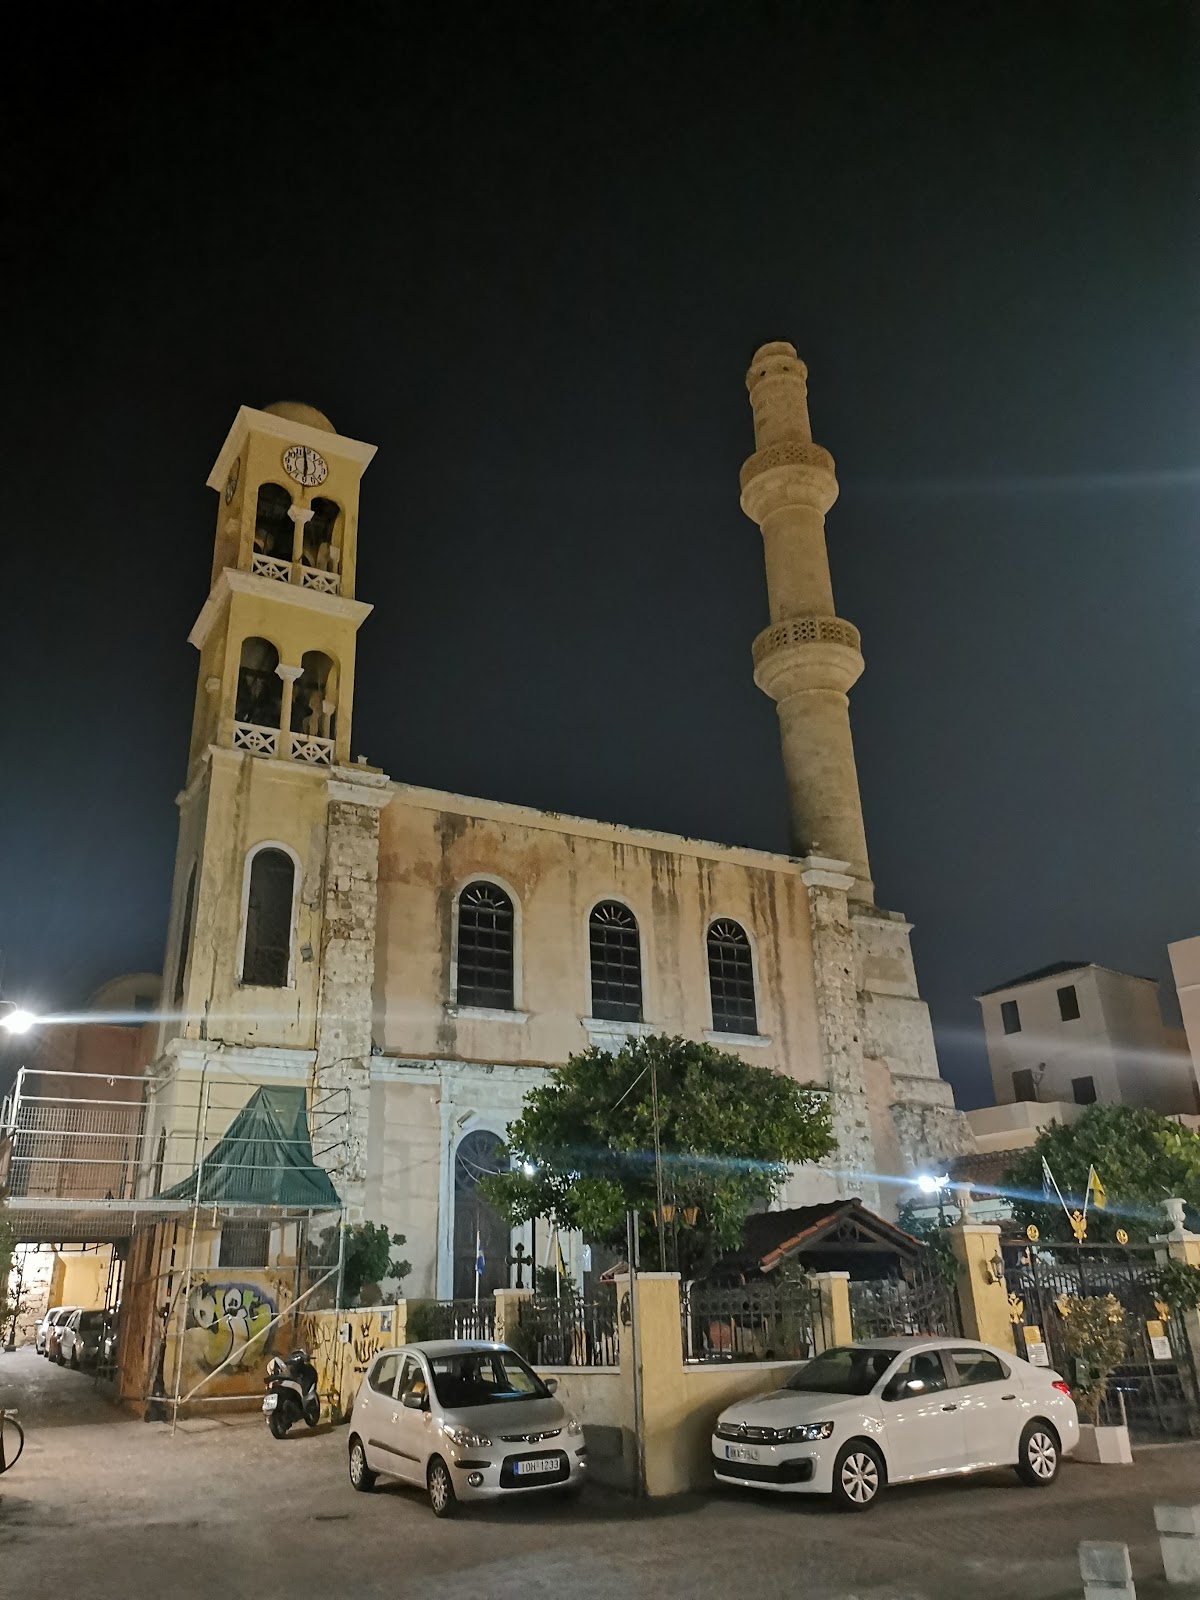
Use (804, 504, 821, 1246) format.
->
(153, 401, 389, 1216)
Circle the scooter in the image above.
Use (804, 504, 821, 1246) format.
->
(262, 1349, 321, 1439)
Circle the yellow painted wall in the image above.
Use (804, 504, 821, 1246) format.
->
(50, 1249, 112, 1311)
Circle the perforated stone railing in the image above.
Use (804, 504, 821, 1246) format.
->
(232, 721, 279, 756)
(248, 553, 341, 595)
(300, 568, 340, 595)
(751, 614, 861, 666)
(250, 552, 292, 583)
(290, 734, 334, 766)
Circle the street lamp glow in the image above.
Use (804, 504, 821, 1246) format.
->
(916, 1172, 949, 1195)
(0, 1008, 37, 1035)
(522, 1160, 538, 1177)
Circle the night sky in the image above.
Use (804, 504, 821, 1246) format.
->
(4, 3, 1196, 1108)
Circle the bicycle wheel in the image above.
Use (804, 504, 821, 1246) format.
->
(0, 1416, 25, 1474)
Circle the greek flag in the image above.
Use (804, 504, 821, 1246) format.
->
(475, 1229, 485, 1279)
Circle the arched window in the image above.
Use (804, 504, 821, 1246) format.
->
(589, 902, 642, 1022)
(453, 1129, 507, 1299)
(707, 919, 757, 1035)
(241, 847, 296, 988)
(235, 637, 282, 728)
(174, 863, 197, 1004)
(292, 650, 336, 739)
(302, 496, 340, 571)
(456, 882, 514, 1010)
(254, 483, 293, 561)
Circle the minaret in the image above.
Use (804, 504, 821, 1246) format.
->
(740, 343, 873, 902)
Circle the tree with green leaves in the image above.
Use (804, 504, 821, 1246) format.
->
(1004, 1104, 1200, 1243)
(480, 1034, 835, 1276)
(320, 1222, 411, 1306)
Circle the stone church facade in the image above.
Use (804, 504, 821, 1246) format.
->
(147, 344, 972, 1300)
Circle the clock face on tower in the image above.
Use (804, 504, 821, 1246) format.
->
(223, 457, 240, 504)
(282, 444, 329, 488)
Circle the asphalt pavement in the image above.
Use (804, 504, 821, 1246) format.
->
(3, 1346, 1200, 1599)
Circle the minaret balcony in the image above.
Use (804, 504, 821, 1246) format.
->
(232, 721, 334, 766)
(249, 552, 341, 596)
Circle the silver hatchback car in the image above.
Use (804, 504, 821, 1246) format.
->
(348, 1340, 586, 1517)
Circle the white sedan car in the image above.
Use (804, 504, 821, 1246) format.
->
(713, 1336, 1078, 1511)
(348, 1341, 587, 1517)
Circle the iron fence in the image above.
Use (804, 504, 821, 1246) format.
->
(682, 1275, 831, 1363)
(1005, 1242, 1200, 1440)
(849, 1258, 962, 1341)
(514, 1289, 619, 1366)
(404, 1298, 497, 1343)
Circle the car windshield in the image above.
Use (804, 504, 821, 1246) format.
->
(785, 1346, 900, 1396)
(428, 1349, 549, 1408)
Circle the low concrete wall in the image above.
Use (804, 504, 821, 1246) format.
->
(540, 1366, 633, 1489)
(676, 1363, 797, 1491)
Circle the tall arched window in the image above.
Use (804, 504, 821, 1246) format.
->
(292, 650, 336, 739)
(174, 863, 197, 1004)
(241, 847, 296, 988)
(235, 637, 282, 728)
(254, 483, 293, 561)
(453, 1130, 507, 1299)
(302, 496, 340, 571)
(707, 919, 757, 1035)
(456, 882, 514, 1010)
(589, 902, 642, 1022)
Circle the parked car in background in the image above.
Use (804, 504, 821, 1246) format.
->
(45, 1308, 80, 1364)
(712, 1336, 1079, 1512)
(348, 1340, 587, 1517)
(59, 1309, 107, 1369)
(35, 1309, 63, 1355)
(100, 1312, 120, 1372)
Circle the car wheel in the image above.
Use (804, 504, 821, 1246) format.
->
(348, 1437, 377, 1492)
(428, 1456, 458, 1519)
(831, 1441, 885, 1512)
(1016, 1421, 1060, 1487)
(55, 1349, 65, 1366)
(70, 1349, 79, 1369)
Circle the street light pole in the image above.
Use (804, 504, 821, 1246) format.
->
(649, 1061, 667, 1271)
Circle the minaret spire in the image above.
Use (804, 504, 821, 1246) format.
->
(740, 342, 873, 902)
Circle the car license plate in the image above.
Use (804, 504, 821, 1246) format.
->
(725, 1444, 759, 1462)
(515, 1456, 557, 1476)
(262, 1394, 278, 1412)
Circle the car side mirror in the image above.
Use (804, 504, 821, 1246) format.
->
(402, 1391, 428, 1410)
(544, 1377, 558, 1396)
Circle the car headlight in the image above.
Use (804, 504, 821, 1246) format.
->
(780, 1421, 835, 1443)
(443, 1426, 492, 1449)
(566, 1416, 583, 1437)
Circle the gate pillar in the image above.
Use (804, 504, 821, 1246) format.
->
(811, 1271, 852, 1350)
(948, 1222, 1015, 1354)
(1162, 1232, 1200, 1378)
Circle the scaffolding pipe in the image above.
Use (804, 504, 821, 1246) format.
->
(170, 1078, 210, 1439)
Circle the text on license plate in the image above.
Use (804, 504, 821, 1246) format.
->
(515, 1456, 558, 1475)
(725, 1444, 760, 1462)
(262, 1394, 278, 1412)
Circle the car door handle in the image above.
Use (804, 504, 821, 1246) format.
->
(941, 1403, 958, 1411)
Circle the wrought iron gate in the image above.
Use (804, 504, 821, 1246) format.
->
(849, 1255, 963, 1341)
(1005, 1243, 1200, 1440)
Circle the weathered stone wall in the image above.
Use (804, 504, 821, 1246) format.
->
(314, 773, 390, 1218)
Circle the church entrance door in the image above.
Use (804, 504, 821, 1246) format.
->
(452, 1130, 508, 1301)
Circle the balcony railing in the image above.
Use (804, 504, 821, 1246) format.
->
(249, 552, 341, 595)
(232, 722, 333, 765)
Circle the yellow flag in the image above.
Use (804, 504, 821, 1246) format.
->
(1087, 1166, 1107, 1210)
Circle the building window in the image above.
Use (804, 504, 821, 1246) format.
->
(235, 636, 283, 728)
(1001, 999, 1022, 1035)
(292, 650, 336, 741)
(1072, 1075, 1097, 1105)
(302, 496, 340, 571)
(241, 847, 296, 988)
(218, 1222, 271, 1269)
(1012, 1068, 1037, 1103)
(589, 902, 642, 1022)
(254, 482, 293, 561)
(707, 919, 757, 1034)
(452, 1129, 508, 1299)
(456, 882, 515, 1009)
(174, 863, 197, 1004)
(1057, 984, 1080, 1022)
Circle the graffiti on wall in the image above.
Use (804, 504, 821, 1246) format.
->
(185, 1279, 277, 1373)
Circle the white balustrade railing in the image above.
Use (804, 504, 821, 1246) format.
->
(233, 722, 279, 756)
(250, 553, 292, 583)
(290, 734, 335, 766)
(300, 568, 340, 595)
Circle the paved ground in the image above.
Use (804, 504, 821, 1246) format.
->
(3, 1347, 1200, 1599)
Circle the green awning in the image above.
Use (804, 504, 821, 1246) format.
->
(160, 1085, 340, 1208)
